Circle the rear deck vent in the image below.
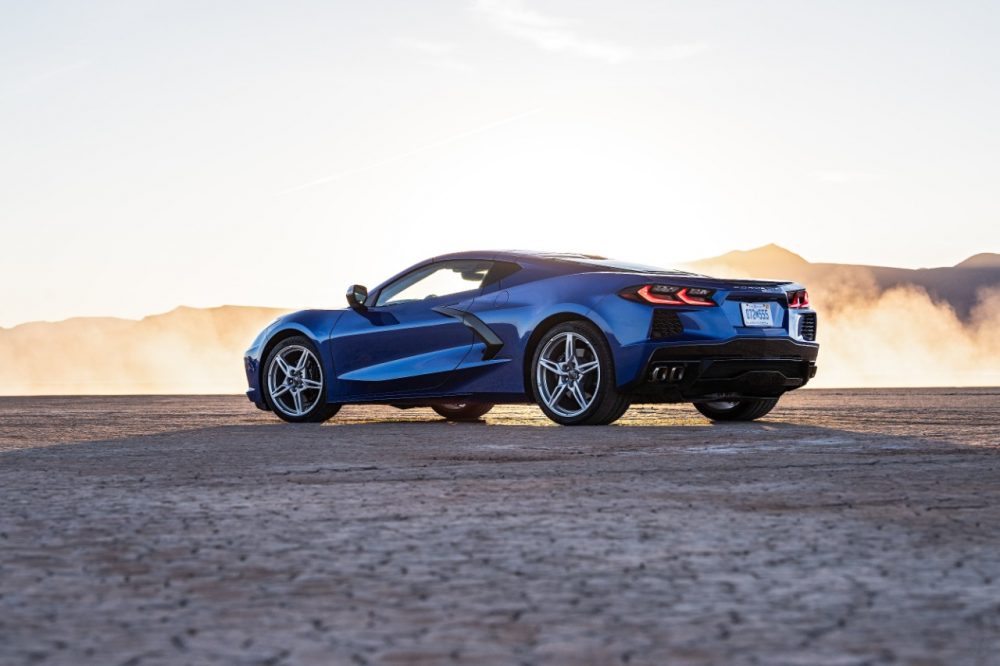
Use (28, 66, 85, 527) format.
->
(650, 309, 684, 339)
(799, 313, 817, 341)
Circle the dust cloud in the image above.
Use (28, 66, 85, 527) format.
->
(0, 306, 288, 395)
(691, 262, 1000, 388)
(2, 270, 998, 394)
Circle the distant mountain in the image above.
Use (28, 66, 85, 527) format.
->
(0, 305, 287, 395)
(956, 253, 1000, 269)
(693, 243, 809, 274)
(2, 247, 998, 395)
(687, 245, 1000, 320)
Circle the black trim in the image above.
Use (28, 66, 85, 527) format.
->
(649, 309, 684, 339)
(647, 338, 819, 363)
(346, 284, 368, 311)
(628, 337, 820, 403)
(799, 313, 817, 341)
(432, 306, 504, 360)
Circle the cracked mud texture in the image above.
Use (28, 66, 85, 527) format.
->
(1, 389, 998, 665)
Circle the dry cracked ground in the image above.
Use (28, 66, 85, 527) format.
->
(1, 389, 999, 666)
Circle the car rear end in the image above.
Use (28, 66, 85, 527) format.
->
(592, 274, 819, 403)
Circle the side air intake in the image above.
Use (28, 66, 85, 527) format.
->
(799, 313, 817, 341)
(650, 309, 684, 339)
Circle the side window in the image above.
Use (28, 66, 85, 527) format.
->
(376, 260, 493, 307)
(482, 261, 521, 288)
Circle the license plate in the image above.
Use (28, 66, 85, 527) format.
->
(740, 302, 774, 327)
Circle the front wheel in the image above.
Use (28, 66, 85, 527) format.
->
(263, 336, 341, 423)
(694, 398, 779, 422)
(432, 402, 494, 421)
(531, 321, 630, 425)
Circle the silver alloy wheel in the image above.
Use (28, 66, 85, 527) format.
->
(535, 331, 601, 418)
(267, 344, 324, 418)
(705, 400, 739, 410)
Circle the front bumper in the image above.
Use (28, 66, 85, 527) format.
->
(629, 338, 819, 403)
(244, 354, 269, 411)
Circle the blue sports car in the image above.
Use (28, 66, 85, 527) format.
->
(244, 251, 818, 425)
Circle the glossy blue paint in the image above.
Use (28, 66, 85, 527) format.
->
(244, 250, 819, 411)
(329, 293, 477, 400)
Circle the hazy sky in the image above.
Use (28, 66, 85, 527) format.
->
(2, 1, 998, 326)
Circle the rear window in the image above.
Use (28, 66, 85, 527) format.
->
(558, 256, 697, 275)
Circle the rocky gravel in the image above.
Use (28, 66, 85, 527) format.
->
(1, 389, 998, 665)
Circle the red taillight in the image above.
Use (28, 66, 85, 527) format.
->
(675, 288, 716, 306)
(787, 289, 810, 309)
(636, 285, 684, 305)
(626, 285, 716, 307)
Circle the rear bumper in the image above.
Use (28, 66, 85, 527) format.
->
(628, 338, 819, 403)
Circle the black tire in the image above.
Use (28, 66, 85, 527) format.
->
(694, 398, 779, 422)
(431, 402, 494, 421)
(262, 336, 341, 423)
(530, 321, 630, 426)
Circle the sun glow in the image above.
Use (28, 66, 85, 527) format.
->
(2, 2, 998, 332)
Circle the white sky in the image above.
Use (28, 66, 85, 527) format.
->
(2, 0, 998, 326)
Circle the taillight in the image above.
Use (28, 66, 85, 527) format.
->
(787, 289, 810, 308)
(620, 285, 717, 307)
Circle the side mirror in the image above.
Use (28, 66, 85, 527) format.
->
(346, 284, 368, 311)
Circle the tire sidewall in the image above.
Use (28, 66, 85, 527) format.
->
(531, 321, 616, 425)
(694, 398, 778, 422)
(431, 402, 494, 421)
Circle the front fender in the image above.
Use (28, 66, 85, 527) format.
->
(245, 310, 344, 407)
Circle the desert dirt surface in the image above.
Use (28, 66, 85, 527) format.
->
(1, 389, 999, 666)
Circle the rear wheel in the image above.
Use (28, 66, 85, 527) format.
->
(694, 398, 779, 422)
(263, 336, 341, 423)
(432, 402, 494, 421)
(531, 321, 629, 425)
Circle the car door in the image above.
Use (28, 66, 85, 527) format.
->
(328, 259, 495, 399)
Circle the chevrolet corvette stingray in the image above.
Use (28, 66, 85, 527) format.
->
(244, 251, 818, 425)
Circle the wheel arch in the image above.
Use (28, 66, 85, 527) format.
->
(258, 326, 323, 397)
(522, 312, 614, 397)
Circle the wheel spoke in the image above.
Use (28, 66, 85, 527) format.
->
(568, 381, 588, 409)
(539, 359, 565, 376)
(546, 381, 568, 408)
(535, 331, 603, 418)
(268, 344, 325, 418)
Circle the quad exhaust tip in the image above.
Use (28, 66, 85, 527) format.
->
(650, 365, 686, 383)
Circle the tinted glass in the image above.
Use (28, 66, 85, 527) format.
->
(562, 256, 696, 275)
(376, 260, 493, 306)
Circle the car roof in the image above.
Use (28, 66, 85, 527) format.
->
(430, 250, 699, 276)
(432, 250, 610, 264)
